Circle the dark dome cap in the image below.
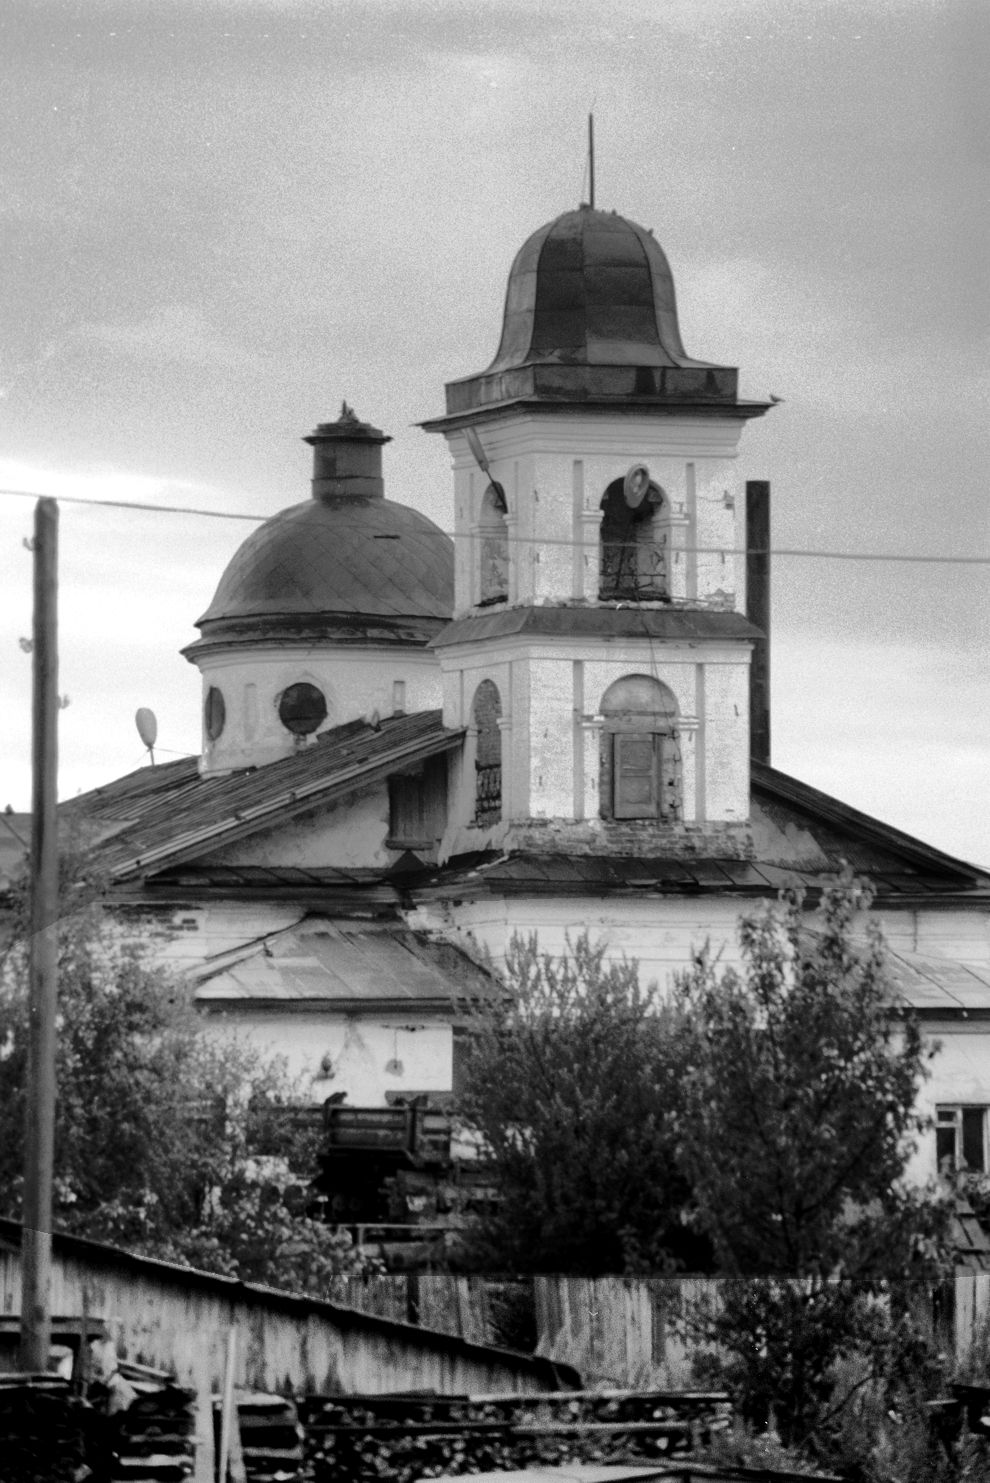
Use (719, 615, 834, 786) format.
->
(184, 410, 453, 659)
(436, 206, 742, 418)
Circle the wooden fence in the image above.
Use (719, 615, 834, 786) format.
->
(334, 1275, 494, 1345)
(532, 1274, 990, 1388)
(0, 1225, 575, 1397)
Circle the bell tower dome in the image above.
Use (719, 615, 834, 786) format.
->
(422, 205, 770, 857)
(184, 405, 453, 774)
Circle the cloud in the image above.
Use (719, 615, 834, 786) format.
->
(0, 308, 266, 401)
(73, 305, 266, 373)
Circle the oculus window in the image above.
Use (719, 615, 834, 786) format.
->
(278, 681, 328, 736)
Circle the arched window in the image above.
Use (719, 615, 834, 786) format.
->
(478, 483, 508, 604)
(599, 675, 681, 821)
(472, 679, 502, 825)
(599, 475, 668, 601)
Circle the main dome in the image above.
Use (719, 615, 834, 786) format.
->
(188, 409, 453, 655)
(440, 205, 739, 417)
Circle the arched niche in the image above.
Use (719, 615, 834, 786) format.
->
(599, 476, 669, 601)
(471, 678, 502, 825)
(478, 482, 508, 604)
(599, 674, 681, 821)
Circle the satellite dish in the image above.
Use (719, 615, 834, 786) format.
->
(135, 707, 158, 764)
(623, 463, 651, 509)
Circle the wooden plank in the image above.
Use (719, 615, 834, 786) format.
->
(190, 1345, 215, 1483)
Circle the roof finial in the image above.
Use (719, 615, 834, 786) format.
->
(588, 112, 595, 210)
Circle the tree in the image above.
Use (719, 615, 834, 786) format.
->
(674, 870, 953, 1449)
(0, 857, 371, 1293)
(458, 932, 705, 1274)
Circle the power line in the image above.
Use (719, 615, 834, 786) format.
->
(0, 487, 261, 523)
(2, 485, 988, 565)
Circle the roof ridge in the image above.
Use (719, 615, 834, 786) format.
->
(752, 760, 989, 882)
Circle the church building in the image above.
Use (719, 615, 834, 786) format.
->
(67, 203, 990, 1193)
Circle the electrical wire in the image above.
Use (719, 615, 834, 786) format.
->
(1, 486, 986, 565)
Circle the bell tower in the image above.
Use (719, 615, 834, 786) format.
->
(422, 205, 770, 858)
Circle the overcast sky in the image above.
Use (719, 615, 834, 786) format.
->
(1, 0, 987, 865)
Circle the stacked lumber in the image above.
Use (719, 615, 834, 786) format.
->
(109, 1383, 196, 1482)
(0, 1373, 102, 1483)
(214, 1391, 305, 1482)
(301, 1387, 732, 1482)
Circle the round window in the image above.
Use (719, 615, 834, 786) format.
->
(204, 686, 226, 741)
(278, 682, 328, 735)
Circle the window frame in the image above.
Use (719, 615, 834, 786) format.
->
(936, 1104, 988, 1173)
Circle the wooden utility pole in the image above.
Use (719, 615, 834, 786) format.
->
(20, 497, 59, 1372)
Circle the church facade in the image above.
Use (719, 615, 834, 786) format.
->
(67, 204, 990, 1190)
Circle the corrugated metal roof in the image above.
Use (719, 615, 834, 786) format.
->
(194, 916, 494, 1008)
(883, 948, 990, 1015)
(435, 853, 814, 896)
(66, 712, 462, 881)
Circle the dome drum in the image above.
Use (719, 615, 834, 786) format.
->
(443, 360, 739, 416)
(305, 404, 391, 502)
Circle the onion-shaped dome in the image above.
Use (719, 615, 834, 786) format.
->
(442, 205, 740, 416)
(186, 407, 453, 655)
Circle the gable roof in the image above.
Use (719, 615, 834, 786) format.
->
(751, 761, 989, 887)
(59, 723, 989, 905)
(66, 711, 462, 882)
(193, 914, 495, 1012)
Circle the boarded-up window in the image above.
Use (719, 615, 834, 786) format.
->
(613, 734, 659, 819)
(600, 674, 680, 823)
(388, 755, 448, 849)
(472, 679, 502, 826)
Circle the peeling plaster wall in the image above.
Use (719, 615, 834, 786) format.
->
(198, 1012, 453, 1106)
(124, 901, 304, 967)
(194, 645, 441, 774)
(200, 786, 393, 869)
(907, 1026, 990, 1183)
(439, 639, 750, 835)
(447, 893, 749, 988)
(441, 414, 748, 619)
(448, 895, 990, 984)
